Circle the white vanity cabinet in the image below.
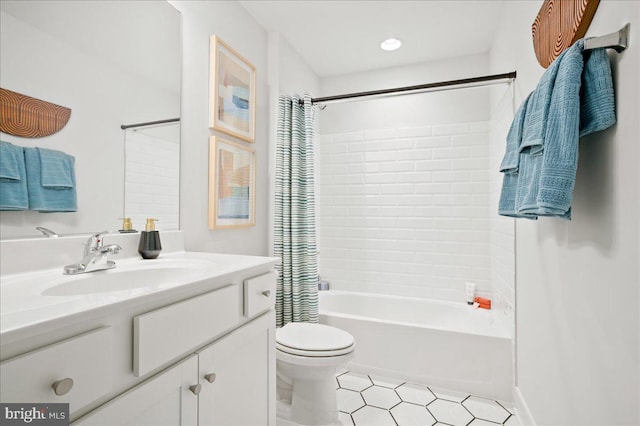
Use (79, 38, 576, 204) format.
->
(74, 355, 199, 426)
(197, 311, 274, 426)
(0, 250, 278, 426)
(76, 311, 274, 426)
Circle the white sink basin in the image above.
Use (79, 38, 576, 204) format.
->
(41, 262, 208, 296)
(0, 257, 219, 317)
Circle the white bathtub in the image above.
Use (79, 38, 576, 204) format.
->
(319, 291, 513, 401)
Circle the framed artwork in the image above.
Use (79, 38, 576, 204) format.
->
(209, 35, 256, 142)
(208, 136, 256, 229)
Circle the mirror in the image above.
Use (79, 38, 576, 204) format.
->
(0, 0, 181, 239)
(124, 122, 180, 231)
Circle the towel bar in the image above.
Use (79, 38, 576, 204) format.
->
(584, 23, 629, 52)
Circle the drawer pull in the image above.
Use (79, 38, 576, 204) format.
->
(189, 384, 201, 395)
(262, 290, 271, 297)
(204, 373, 216, 383)
(52, 378, 74, 396)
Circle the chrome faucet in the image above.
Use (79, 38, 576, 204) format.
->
(63, 231, 122, 275)
(36, 226, 61, 238)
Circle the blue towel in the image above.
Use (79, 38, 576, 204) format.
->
(37, 147, 75, 188)
(498, 94, 535, 219)
(24, 147, 77, 212)
(537, 42, 615, 218)
(499, 40, 616, 219)
(0, 141, 29, 210)
(518, 41, 585, 217)
(579, 48, 616, 137)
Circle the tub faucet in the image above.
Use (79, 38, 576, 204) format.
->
(63, 231, 122, 275)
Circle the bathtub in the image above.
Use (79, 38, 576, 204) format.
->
(319, 291, 513, 401)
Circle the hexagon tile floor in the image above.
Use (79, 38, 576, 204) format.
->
(336, 371, 520, 426)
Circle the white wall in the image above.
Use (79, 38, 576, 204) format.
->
(170, 1, 270, 255)
(0, 8, 178, 238)
(274, 33, 321, 97)
(320, 54, 491, 134)
(490, 1, 640, 424)
(266, 32, 321, 255)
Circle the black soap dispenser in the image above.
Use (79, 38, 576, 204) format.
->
(138, 218, 162, 259)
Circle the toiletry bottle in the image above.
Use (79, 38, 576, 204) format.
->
(118, 217, 137, 233)
(138, 218, 162, 259)
(465, 282, 476, 305)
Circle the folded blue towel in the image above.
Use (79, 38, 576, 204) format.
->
(498, 94, 536, 219)
(37, 147, 75, 188)
(499, 94, 531, 174)
(519, 47, 566, 155)
(518, 41, 585, 217)
(538, 42, 615, 218)
(533, 41, 586, 217)
(579, 48, 616, 137)
(0, 141, 29, 210)
(24, 147, 77, 212)
(499, 39, 616, 220)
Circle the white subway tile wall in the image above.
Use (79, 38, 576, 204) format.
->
(489, 91, 517, 337)
(124, 131, 180, 231)
(317, 121, 493, 302)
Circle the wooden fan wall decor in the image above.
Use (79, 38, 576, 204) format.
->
(532, 0, 601, 68)
(0, 88, 71, 138)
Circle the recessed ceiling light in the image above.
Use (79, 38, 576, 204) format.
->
(380, 38, 402, 51)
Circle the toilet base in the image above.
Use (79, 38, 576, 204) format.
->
(276, 400, 345, 426)
(276, 369, 340, 426)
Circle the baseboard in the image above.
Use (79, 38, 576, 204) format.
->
(515, 386, 536, 425)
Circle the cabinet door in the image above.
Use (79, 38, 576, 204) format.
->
(198, 312, 275, 426)
(74, 355, 199, 426)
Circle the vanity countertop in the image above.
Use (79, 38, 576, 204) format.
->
(0, 250, 279, 345)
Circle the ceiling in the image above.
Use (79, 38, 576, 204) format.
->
(240, 1, 506, 78)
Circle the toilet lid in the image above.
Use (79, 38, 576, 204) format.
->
(276, 323, 354, 355)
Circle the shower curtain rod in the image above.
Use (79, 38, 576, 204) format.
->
(120, 117, 180, 130)
(304, 71, 517, 106)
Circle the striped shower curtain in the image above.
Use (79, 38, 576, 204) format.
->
(274, 94, 318, 328)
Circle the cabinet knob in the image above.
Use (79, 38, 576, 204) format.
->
(189, 384, 201, 395)
(52, 378, 74, 396)
(204, 373, 216, 383)
(262, 290, 271, 297)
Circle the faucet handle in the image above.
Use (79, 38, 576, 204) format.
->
(84, 231, 109, 255)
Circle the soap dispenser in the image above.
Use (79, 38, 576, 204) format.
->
(118, 217, 137, 233)
(138, 218, 162, 259)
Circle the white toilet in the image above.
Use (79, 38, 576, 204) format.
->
(276, 323, 355, 426)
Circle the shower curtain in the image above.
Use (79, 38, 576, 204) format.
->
(274, 94, 318, 327)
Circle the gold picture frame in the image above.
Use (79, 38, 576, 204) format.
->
(209, 35, 256, 142)
(208, 136, 256, 229)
